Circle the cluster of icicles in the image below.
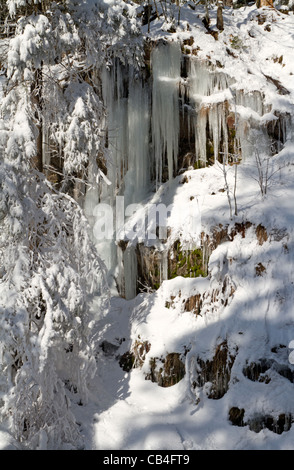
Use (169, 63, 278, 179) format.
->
(86, 40, 290, 299)
(100, 40, 281, 205)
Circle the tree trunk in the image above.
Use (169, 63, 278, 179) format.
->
(257, 0, 274, 7)
(217, 3, 224, 31)
(31, 68, 43, 173)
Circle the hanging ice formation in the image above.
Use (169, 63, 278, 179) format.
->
(151, 41, 181, 187)
(183, 58, 233, 165)
(84, 58, 152, 297)
(84, 42, 182, 298)
(182, 58, 291, 166)
(85, 41, 291, 300)
(100, 61, 151, 209)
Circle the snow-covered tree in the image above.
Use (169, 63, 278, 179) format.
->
(0, 0, 142, 450)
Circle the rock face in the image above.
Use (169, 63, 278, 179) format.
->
(229, 407, 292, 434)
(98, 35, 291, 300)
(92, 13, 294, 448)
(184, 294, 203, 316)
(257, 0, 274, 7)
(193, 340, 236, 399)
(97, 29, 292, 302)
(243, 356, 294, 384)
(146, 353, 186, 387)
(119, 346, 186, 388)
(168, 242, 207, 280)
(119, 340, 151, 372)
(129, 221, 266, 296)
(114, 211, 294, 437)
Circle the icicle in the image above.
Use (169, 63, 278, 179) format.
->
(161, 249, 168, 282)
(151, 41, 181, 187)
(86, 61, 153, 298)
(186, 59, 231, 165)
(116, 244, 125, 297)
(196, 106, 208, 165)
(208, 104, 219, 163)
(124, 246, 138, 300)
(234, 89, 276, 161)
(124, 71, 150, 207)
(101, 61, 129, 206)
(221, 103, 229, 161)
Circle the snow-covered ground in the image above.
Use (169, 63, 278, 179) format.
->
(73, 3, 294, 451)
(81, 161, 294, 450)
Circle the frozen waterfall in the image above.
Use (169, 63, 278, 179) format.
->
(151, 41, 181, 187)
(84, 41, 290, 300)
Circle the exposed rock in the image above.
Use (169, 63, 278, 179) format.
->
(173, 271, 235, 318)
(263, 74, 290, 96)
(271, 344, 286, 353)
(184, 294, 203, 316)
(255, 224, 268, 245)
(119, 351, 135, 372)
(117, 239, 129, 252)
(183, 36, 194, 47)
(181, 152, 197, 171)
(232, 410, 292, 434)
(207, 29, 219, 40)
(193, 340, 236, 399)
(226, 47, 238, 59)
(165, 295, 176, 309)
(136, 244, 165, 292)
(181, 175, 189, 184)
(146, 353, 185, 387)
(227, 112, 236, 129)
(229, 407, 245, 426)
(168, 240, 207, 280)
(267, 113, 289, 152)
(132, 340, 151, 368)
(243, 358, 294, 384)
(119, 221, 280, 299)
(256, 0, 274, 9)
(222, 273, 236, 302)
(230, 221, 253, 240)
(255, 262, 266, 276)
(269, 227, 288, 242)
(229, 407, 292, 434)
(243, 359, 272, 382)
(119, 340, 151, 372)
(276, 366, 294, 383)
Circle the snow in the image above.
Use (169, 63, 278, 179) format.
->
(2, 0, 294, 452)
(0, 429, 21, 450)
(77, 154, 294, 449)
(76, 3, 294, 452)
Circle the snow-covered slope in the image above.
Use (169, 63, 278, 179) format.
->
(78, 3, 294, 451)
(87, 162, 294, 450)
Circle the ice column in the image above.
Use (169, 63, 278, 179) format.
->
(124, 72, 150, 207)
(124, 246, 138, 300)
(101, 61, 128, 206)
(235, 90, 270, 161)
(86, 61, 152, 297)
(187, 59, 231, 165)
(151, 41, 181, 187)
